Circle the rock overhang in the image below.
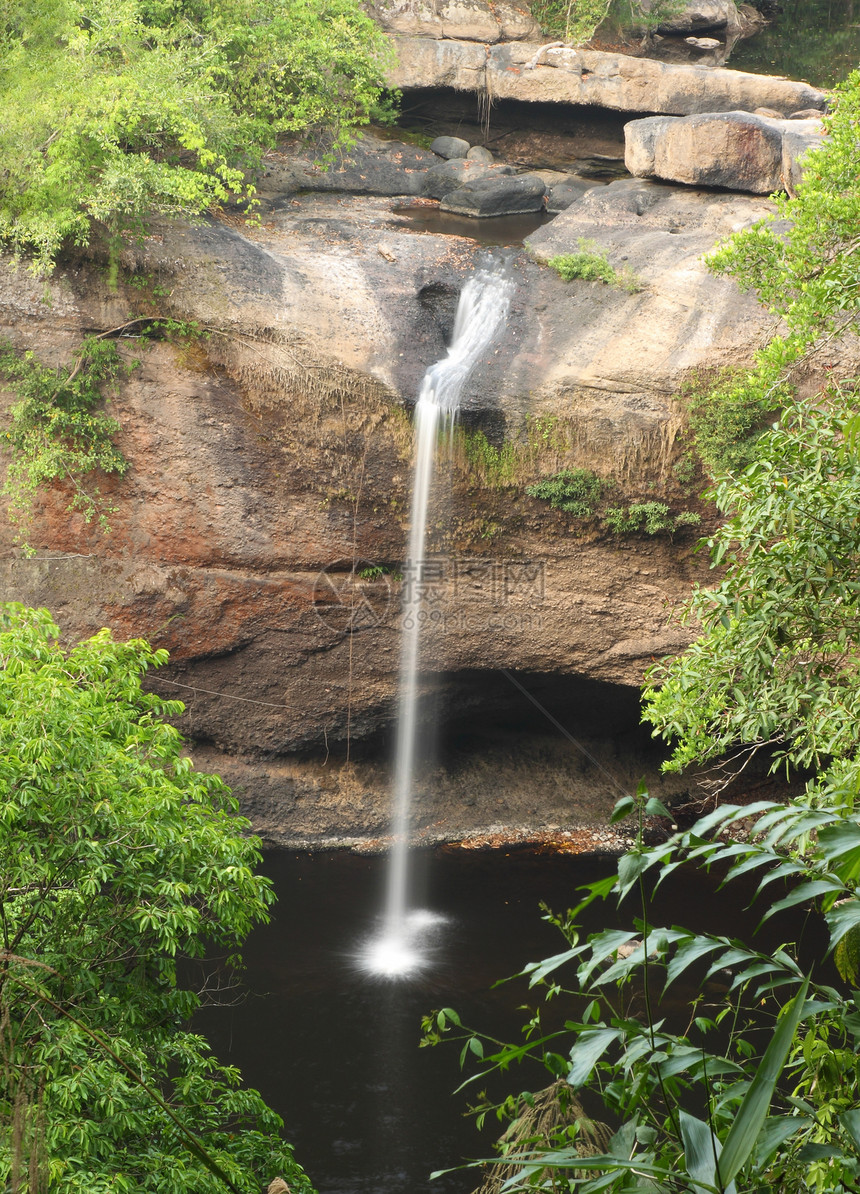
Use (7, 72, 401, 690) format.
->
(386, 36, 827, 119)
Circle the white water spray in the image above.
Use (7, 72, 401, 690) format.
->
(358, 262, 515, 978)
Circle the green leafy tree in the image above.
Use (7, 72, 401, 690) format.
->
(0, 603, 310, 1194)
(688, 70, 860, 475)
(0, 0, 393, 270)
(644, 383, 860, 783)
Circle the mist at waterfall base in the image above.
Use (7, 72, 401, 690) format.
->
(358, 261, 515, 980)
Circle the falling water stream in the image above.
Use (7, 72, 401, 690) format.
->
(359, 261, 515, 978)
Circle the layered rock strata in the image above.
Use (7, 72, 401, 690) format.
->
(0, 134, 800, 843)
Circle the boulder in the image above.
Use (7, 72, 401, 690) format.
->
(261, 133, 438, 197)
(369, 0, 540, 42)
(737, 2, 767, 31)
(420, 158, 503, 198)
(431, 135, 471, 159)
(440, 173, 547, 216)
(387, 38, 828, 118)
(623, 116, 677, 179)
(546, 174, 604, 213)
(655, 0, 741, 32)
(625, 110, 825, 193)
(466, 145, 495, 163)
(782, 120, 826, 195)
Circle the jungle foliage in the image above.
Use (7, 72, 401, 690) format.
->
(0, 0, 393, 270)
(689, 69, 860, 476)
(0, 604, 308, 1193)
(426, 66, 860, 1194)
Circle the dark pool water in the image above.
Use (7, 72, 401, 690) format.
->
(729, 0, 860, 88)
(389, 206, 555, 246)
(198, 847, 814, 1194)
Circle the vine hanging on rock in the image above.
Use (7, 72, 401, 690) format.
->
(0, 336, 131, 553)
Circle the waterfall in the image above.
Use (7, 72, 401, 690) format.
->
(359, 260, 515, 978)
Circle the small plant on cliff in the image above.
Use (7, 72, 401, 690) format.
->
(459, 428, 519, 487)
(526, 468, 603, 516)
(547, 242, 643, 292)
(603, 501, 700, 535)
(0, 337, 129, 551)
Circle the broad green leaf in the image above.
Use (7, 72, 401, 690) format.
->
(718, 975, 811, 1187)
(568, 1027, 623, 1088)
(680, 1111, 736, 1194)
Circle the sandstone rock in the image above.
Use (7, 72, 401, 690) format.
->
(546, 174, 604, 213)
(754, 106, 783, 118)
(782, 119, 826, 195)
(440, 172, 547, 216)
(421, 158, 501, 198)
(0, 157, 814, 844)
(685, 36, 721, 48)
(387, 38, 828, 118)
(431, 134, 470, 159)
(369, 0, 540, 42)
(790, 107, 827, 119)
(466, 145, 495, 163)
(261, 133, 438, 198)
(627, 111, 783, 192)
(642, 0, 741, 32)
(622, 115, 676, 179)
(625, 110, 826, 194)
(737, 2, 767, 31)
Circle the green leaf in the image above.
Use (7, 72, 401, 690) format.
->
(610, 796, 636, 823)
(753, 1115, 807, 1166)
(567, 1027, 623, 1088)
(840, 1108, 860, 1152)
(680, 1111, 735, 1194)
(644, 797, 672, 819)
(718, 975, 811, 1187)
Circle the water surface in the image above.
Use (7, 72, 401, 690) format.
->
(199, 847, 812, 1194)
(729, 0, 860, 87)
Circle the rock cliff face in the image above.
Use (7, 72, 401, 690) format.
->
(0, 133, 782, 844)
(387, 37, 826, 117)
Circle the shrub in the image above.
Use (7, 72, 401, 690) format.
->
(603, 501, 700, 535)
(526, 468, 603, 516)
(686, 367, 788, 478)
(547, 241, 643, 292)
